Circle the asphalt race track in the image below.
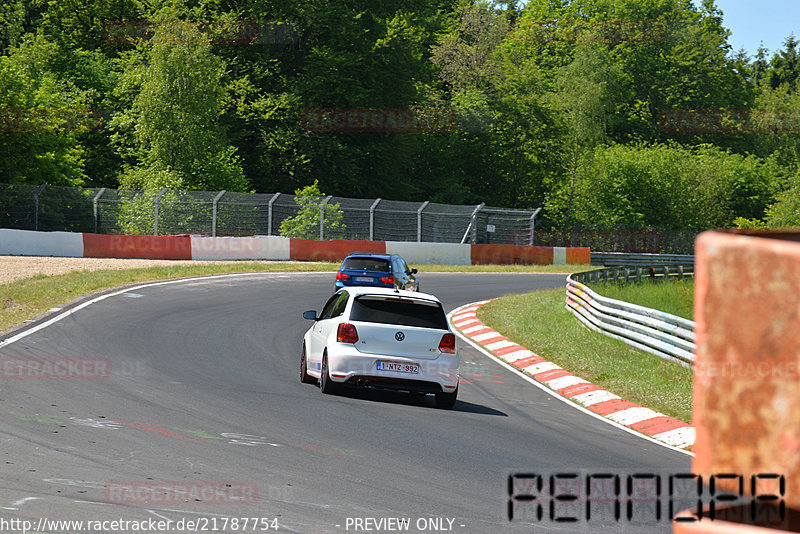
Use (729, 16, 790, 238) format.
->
(0, 272, 690, 533)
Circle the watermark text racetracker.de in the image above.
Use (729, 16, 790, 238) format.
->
(1, 356, 111, 380)
(0, 516, 280, 532)
(0, 356, 148, 379)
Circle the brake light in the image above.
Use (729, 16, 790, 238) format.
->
(337, 323, 359, 343)
(439, 333, 456, 353)
(336, 272, 349, 281)
(380, 275, 394, 284)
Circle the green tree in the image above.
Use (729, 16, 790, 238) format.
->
(550, 39, 623, 227)
(279, 180, 346, 239)
(113, 17, 248, 193)
(0, 34, 90, 186)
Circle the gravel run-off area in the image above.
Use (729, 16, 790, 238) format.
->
(0, 256, 278, 285)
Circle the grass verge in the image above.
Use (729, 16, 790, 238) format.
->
(589, 279, 695, 320)
(0, 261, 593, 333)
(478, 288, 693, 423)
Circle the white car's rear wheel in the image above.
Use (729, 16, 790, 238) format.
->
(435, 385, 458, 409)
(300, 343, 315, 384)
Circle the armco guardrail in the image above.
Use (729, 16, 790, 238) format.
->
(571, 263, 694, 284)
(565, 274, 696, 367)
(591, 251, 694, 266)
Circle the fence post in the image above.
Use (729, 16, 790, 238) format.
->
(319, 196, 331, 240)
(417, 201, 429, 242)
(267, 192, 280, 236)
(528, 207, 542, 246)
(369, 198, 381, 241)
(211, 190, 226, 237)
(153, 188, 168, 236)
(461, 203, 484, 245)
(92, 187, 106, 234)
(33, 183, 47, 231)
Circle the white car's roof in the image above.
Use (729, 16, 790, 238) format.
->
(339, 286, 441, 303)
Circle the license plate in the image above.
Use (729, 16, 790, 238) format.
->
(355, 276, 374, 283)
(376, 361, 419, 374)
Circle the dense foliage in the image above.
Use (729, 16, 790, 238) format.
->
(1, 0, 798, 229)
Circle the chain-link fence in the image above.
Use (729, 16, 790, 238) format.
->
(0, 183, 543, 244)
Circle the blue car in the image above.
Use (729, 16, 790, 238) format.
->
(335, 253, 419, 292)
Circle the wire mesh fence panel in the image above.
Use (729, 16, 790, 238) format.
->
(1, 183, 39, 231)
(421, 203, 476, 243)
(0, 181, 545, 244)
(97, 188, 151, 234)
(332, 196, 377, 241)
(372, 199, 425, 242)
(37, 185, 100, 233)
(271, 193, 304, 236)
(215, 192, 275, 236)
(474, 207, 537, 245)
(155, 189, 220, 235)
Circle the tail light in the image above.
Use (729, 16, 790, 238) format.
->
(336, 272, 349, 282)
(380, 275, 394, 284)
(439, 333, 456, 353)
(337, 323, 359, 344)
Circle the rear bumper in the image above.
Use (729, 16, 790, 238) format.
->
(326, 349, 459, 392)
(344, 376, 446, 393)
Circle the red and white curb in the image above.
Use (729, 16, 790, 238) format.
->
(450, 300, 695, 452)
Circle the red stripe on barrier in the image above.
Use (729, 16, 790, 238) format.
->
(82, 233, 192, 260)
(470, 244, 554, 265)
(628, 416, 688, 436)
(289, 239, 385, 262)
(566, 247, 591, 265)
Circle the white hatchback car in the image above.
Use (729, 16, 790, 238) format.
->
(301, 287, 459, 408)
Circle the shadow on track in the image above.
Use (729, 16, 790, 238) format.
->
(318, 385, 508, 417)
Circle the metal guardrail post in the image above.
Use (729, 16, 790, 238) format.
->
(319, 196, 331, 240)
(153, 188, 168, 236)
(460, 203, 484, 245)
(92, 188, 107, 234)
(369, 198, 381, 241)
(267, 192, 280, 236)
(417, 201, 429, 242)
(211, 190, 226, 237)
(528, 207, 541, 246)
(33, 183, 47, 231)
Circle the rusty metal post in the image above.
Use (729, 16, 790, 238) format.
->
(674, 229, 800, 532)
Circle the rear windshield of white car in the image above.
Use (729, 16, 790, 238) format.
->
(342, 257, 391, 272)
(351, 296, 448, 330)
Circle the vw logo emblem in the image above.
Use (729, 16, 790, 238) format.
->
(395, 331, 405, 342)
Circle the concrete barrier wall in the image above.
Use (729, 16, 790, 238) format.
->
(0, 229, 84, 257)
(0, 229, 591, 265)
(385, 241, 471, 265)
(83, 233, 192, 259)
(289, 239, 385, 262)
(191, 236, 290, 261)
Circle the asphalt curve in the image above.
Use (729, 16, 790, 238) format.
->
(0, 272, 690, 533)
